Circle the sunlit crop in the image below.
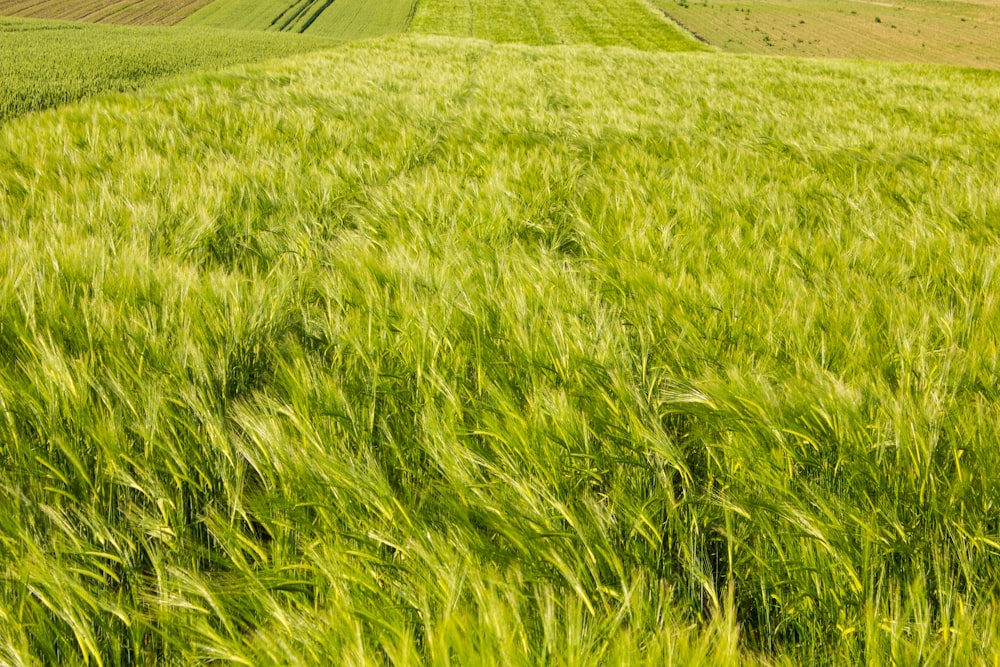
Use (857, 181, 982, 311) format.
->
(2, 32, 1000, 664)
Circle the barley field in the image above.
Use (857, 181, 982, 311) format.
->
(0, 18, 336, 124)
(657, 0, 1000, 69)
(2, 30, 1000, 664)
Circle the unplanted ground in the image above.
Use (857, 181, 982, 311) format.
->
(658, 0, 1000, 69)
(0, 17, 336, 124)
(2, 34, 1000, 664)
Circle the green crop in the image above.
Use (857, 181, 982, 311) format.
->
(303, 0, 417, 40)
(411, 0, 705, 50)
(184, 0, 702, 46)
(2, 33, 1000, 664)
(181, 0, 310, 32)
(181, 0, 416, 37)
(0, 18, 336, 124)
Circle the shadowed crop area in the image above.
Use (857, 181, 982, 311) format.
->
(2, 33, 1000, 665)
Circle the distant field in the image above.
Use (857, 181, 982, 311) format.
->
(410, 0, 706, 50)
(179, 0, 300, 31)
(657, 0, 1000, 69)
(305, 0, 417, 39)
(0, 0, 416, 36)
(0, 18, 335, 124)
(0, 0, 212, 25)
(181, 0, 415, 36)
(0, 0, 703, 49)
(183, 0, 700, 46)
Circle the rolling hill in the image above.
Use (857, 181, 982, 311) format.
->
(0, 17, 337, 124)
(656, 0, 1000, 70)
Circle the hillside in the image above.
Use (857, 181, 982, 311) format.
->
(180, 0, 416, 36)
(0, 17, 336, 124)
(2, 32, 1000, 664)
(5, 0, 998, 70)
(409, 0, 704, 50)
(0, 0, 702, 126)
(183, 0, 705, 46)
(657, 0, 1000, 70)
(0, 0, 706, 47)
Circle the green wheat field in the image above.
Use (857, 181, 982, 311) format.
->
(1, 0, 1000, 664)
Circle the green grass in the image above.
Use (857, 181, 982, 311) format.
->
(182, 0, 416, 37)
(183, 0, 702, 46)
(2, 33, 1000, 664)
(410, 0, 705, 50)
(0, 17, 336, 124)
(180, 0, 299, 32)
(305, 0, 417, 40)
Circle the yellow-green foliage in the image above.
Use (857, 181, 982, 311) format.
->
(184, 0, 701, 47)
(304, 0, 417, 40)
(2, 34, 1000, 664)
(181, 0, 319, 32)
(411, 0, 704, 50)
(0, 0, 215, 26)
(184, 0, 416, 36)
(0, 18, 336, 124)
